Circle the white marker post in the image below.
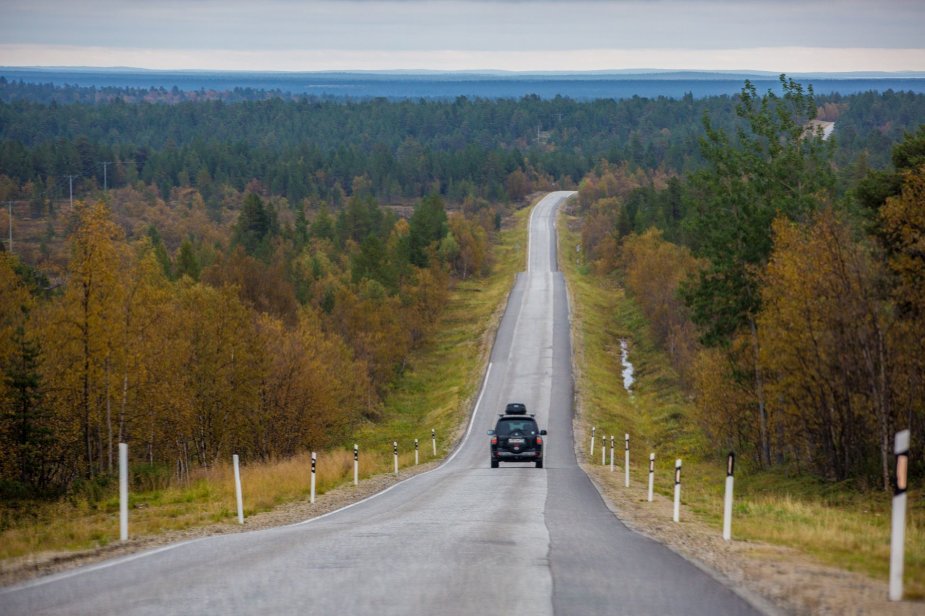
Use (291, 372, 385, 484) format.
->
(393, 441, 399, 476)
(415, 439, 419, 465)
(119, 442, 128, 541)
(723, 452, 735, 541)
(590, 427, 595, 459)
(890, 430, 910, 601)
(233, 454, 244, 525)
(353, 444, 359, 486)
(647, 453, 655, 502)
(624, 434, 630, 488)
(602, 439, 606, 465)
(609, 436, 615, 472)
(432, 429, 437, 457)
(310, 452, 317, 504)
(673, 459, 682, 523)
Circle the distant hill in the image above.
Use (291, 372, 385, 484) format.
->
(3, 67, 925, 100)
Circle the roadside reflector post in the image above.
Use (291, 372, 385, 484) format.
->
(723, 452, 735, 541)
(610, 436, 615, 472)
(590, 427, 595, 459)
(415, 439, 419, 465)
(393, 441, 399, 476)
(602, 438, 606, 465)
(119, 442, 128, 541)
(353, 444, 359, 486)
(310, 452, 317, 504)
(624, 434, 630, 488)
(648, 453, 655, 502)
(432, 429, 437, 457)
(673, 459, 682, 523)
(233, 453, 244, 525)
(890, 430, 910, 601)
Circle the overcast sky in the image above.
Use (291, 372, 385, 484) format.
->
(1, 0, 924, 72)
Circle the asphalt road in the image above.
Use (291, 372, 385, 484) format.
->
(1, 192, 759, 615)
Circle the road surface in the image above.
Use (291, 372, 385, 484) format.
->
(1, 192, 759, 615)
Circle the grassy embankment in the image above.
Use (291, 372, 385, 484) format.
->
(558, 207, 925, 598)
(0, 206, 531, 562)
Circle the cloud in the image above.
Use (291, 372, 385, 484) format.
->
(1, 1, 923, 70)
(4, 44, 924, 73)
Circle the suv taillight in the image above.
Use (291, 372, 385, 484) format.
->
(536, 436, 543, 445)
(491, 436, 497, 445)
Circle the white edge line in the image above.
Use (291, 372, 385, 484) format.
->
(289, 361, 493, 526)
(0, 538, 206, 594)
(446, 361, 494, 465)
(527, 198, 538, 272)
(3, 361, 496, 595)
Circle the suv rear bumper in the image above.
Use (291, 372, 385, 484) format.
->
(492, 450, 542, 461)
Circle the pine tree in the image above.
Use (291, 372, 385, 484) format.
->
(4, 323, 53, 491)
(408, 194, 448, 267)
(175, 239, 200, 281)
(233, 192, 272, 256)
(682, 76, 835, 467)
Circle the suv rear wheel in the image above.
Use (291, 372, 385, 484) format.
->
(490, 460, 499, 468)
(535, 460, 543, 469)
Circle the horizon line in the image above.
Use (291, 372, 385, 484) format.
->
(4, 66, 925, 78)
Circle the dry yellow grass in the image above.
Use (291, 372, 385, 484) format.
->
(1, 450, 348, 560)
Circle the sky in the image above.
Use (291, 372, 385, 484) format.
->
(1, 0, 924, 73)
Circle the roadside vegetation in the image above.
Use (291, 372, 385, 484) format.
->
(565, 76, 924, 596)
(561, 212, 924, 596)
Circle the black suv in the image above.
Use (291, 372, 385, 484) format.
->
(488, 403, 547, 468)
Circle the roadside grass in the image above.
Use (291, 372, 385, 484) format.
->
(0, 451, 374, 560)
(558, 207, 924, 599)
(0, 206, 530, 563)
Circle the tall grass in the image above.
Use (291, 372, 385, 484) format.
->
(0, 205, 530, 563)
(558, 208, 924, 598)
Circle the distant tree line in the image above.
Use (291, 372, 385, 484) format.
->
(1, 79, 923, 211)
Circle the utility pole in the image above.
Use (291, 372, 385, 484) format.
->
(5, 201, 11, 254)
(65, 174, 79, 209)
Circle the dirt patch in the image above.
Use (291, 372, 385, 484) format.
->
(581, 461, 923, 615)
(0, 461, 440, 588)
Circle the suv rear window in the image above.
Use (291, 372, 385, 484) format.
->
(496, 418, 539, 436)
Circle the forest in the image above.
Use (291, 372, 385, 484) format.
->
(1, 75, 924, 497)
(577, 76, 925, 489)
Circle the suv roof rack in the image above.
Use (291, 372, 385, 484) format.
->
(504, 403, 527, 415)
